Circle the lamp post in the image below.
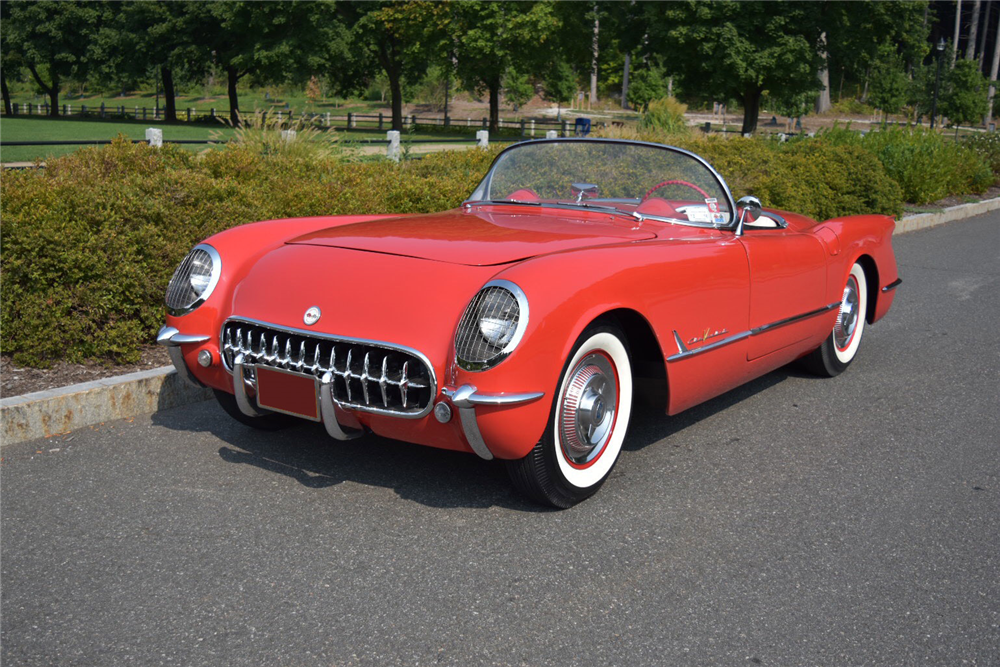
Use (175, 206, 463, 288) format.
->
(930, 37, 946, 129)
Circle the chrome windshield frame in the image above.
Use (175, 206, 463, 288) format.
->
(464, 138, 739, 229)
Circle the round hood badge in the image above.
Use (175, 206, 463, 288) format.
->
(303, 306, 321, 326)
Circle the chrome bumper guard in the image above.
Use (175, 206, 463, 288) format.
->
(232, 353, 362, 441)
(441, 385, 545, 461)
(156, 325, 209, 388)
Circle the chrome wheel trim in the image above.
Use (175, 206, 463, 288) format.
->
(559, 353, 618, 466)
(553, 332, 633, 489)
(834, 275, 860, 350)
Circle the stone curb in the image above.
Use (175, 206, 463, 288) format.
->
(895, 196, 1000, 235)
(1, 367, 212, 447)
(2, 196, 997, 447)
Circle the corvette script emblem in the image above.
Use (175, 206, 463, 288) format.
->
(303, 306, 321, 326)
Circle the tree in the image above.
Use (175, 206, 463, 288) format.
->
(818, 2, 928, 110)
(940, 59, 989, 126)
(1, 1, 16, 116)
(190, 1, 342, 126)
(339, 2, 442, 131)
(626, 66, 667, 112)
(648, 1, 824, 134)
(93, 1, 208, 123)
(504, 70, 534, 111)
(454, 1, 559, 132)
(868, 44, 910, 121)
(543, 60, 578, 119)
(4, 1, 101, 116)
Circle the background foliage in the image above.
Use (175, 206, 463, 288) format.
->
(8, 125, 993, 367)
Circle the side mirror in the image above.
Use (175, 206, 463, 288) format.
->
(735, 195, 762, 236)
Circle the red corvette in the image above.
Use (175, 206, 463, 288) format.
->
(158, 139, 901, 507)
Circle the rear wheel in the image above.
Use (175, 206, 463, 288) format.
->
(506, 323, 633, 508)
(800, 262, 868, 377)
(213, 389, 292, 431)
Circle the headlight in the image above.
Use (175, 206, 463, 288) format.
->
(455, 280, 529, 371)
(165, 243, 221, 316)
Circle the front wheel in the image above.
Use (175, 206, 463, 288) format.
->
(800, 262, 868, 377)
(506, 323, 633, 508)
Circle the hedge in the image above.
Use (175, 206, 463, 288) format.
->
(0, 130, 984, 367)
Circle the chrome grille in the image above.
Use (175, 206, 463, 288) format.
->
(221, 319, 434, 417)
(455, 286, 520, 369)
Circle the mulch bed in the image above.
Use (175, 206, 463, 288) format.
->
(1, 346, 172, 399)
(903, 185, 1000, 213)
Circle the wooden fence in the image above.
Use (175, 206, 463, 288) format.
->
(2, 101, 581, 136)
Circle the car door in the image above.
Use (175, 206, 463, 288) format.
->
(738, 223, 828, 360)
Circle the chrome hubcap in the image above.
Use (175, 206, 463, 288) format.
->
(560, 353, 617, 465)
(834, 276, 860, 350)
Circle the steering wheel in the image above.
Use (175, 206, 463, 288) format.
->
(642, 179, 711, 202)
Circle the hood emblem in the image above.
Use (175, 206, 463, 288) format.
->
(304, 306, 321, 326)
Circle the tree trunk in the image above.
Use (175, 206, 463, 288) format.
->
(590, 4, 599, 104)
(741, 89, 761, 134)
(28, 64, 59, 116)
(488, 77, 500, 133)
(815, 32, 832, 114)
(977, 1, 991, 70)
(621, 52, 630, 109)
(953, 0, 963, 68)
(161, 66, 177, 123)
(48, 73, 59, 116)
(967, 0, 981, 60)
(1, 71, 11, 116)
(986, 8, 1000, 125)
(226, 65, 240, 126)
(388, 68, 403, 131)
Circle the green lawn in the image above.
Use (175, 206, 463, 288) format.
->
(0, 116, 499, 163)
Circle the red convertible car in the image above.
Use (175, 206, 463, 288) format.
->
(158, 139, 901, 507)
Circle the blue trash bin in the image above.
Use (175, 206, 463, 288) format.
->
(574, 117, 591, 136)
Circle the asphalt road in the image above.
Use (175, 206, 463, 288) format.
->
(3, 215, 999, 666)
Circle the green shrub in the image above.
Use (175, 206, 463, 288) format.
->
(963, 132, 1000, 180)
(0, 137, 500, 367)
(687, 136, 904, 220)
(819, 125, 992, 203)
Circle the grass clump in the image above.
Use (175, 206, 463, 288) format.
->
(639, 97, 691, 137)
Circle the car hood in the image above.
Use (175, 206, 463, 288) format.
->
(287, 207, 656, 266)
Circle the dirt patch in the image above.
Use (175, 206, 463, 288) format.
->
(1, 346, 172, 399)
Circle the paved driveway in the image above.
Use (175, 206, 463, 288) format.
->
(3, 214, 998, 666)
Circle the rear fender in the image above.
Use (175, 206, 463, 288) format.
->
(815, 214, 898, 323)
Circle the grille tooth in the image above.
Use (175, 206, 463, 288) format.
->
(400, 361, 410, 409)
(361, 352, 371, 405)
(379, 356, 389, 406)
(221, 320, 433, 416)
(343, 349, 353, 402)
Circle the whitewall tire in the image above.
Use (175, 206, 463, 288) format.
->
(506, 322, 633, 508)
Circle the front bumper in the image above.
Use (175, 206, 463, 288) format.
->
(158, 325, 546, 460)
(441, 385, 545, 460)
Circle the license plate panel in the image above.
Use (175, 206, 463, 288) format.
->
(254, 366, 321, 421)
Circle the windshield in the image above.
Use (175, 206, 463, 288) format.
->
(466, 139, 735, 227)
